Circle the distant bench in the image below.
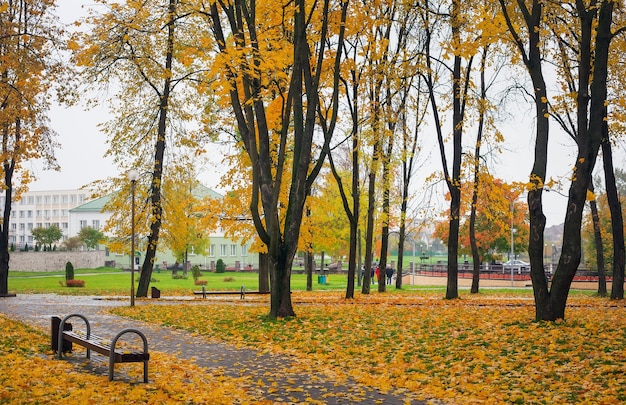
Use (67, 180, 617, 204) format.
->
(52, 314, 149, 383)
(193, 285, 270, 299)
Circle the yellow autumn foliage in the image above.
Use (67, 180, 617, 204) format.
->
(0, 315, 255, 404)
(113, 292, 626, 404)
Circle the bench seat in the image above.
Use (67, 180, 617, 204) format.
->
(53, 314, 149, 383)
(62, 331, 149, 363)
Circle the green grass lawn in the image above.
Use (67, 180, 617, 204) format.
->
(7, 268, 358, 295)
(8, 267, 594, 296)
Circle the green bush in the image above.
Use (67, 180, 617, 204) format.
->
(191, 265, 201, 281)
(215, 259, 226, 273)
(65, 262, 74, 281)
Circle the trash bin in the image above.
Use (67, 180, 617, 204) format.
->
(318, 275, 327, 285)
(151, 287, 160, 299)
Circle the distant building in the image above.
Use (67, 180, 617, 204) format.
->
(1, 187, 258, 270)
(69, 187, 257, 270)
(0, 189, 90, 249)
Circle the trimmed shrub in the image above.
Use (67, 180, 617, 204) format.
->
(215, 259, 226, 273)
(65, 279, 85, 287)
(191, 265, 201, 281)
(65, 261, 74, 281)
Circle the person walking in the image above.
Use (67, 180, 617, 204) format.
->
(386, 266, 393, 285)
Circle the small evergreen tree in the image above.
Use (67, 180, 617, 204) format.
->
(65, 261, 74, 281)
(191, 264, 201, 281)
(216, 259, 226, 273)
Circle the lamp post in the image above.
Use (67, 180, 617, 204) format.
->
(510, 199, 514, 286)
(127, 169, 139, 307)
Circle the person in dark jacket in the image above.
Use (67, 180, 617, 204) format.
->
(385, 266, 394, 285)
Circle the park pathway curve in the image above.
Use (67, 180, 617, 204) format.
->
(0, 294, 424, 404)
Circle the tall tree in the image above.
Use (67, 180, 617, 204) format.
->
(31, 225, 63, 251)
(204, 0, 347, 317)
(423, 0, 474, 299)
(78, 226, 105, 250)
(0, 0, 65, 295)
(500, 0, 616, 320)
(74, 0, 210, 297)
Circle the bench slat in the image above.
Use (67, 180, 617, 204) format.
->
(62, 331, 150, 363)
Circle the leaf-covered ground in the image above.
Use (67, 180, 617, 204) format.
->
(111, 292, 626, 404)
(0, 314, 256, 404)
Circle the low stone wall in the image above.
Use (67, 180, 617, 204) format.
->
(9, 251, 108, 272)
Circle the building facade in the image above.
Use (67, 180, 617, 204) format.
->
(0, 189, 90, 250)
(1, 187, 258, 270)
(69, 190, 258, 271)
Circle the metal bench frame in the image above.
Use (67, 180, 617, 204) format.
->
(56, 313, 149, 383)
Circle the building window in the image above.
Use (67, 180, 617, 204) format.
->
(241, 244, 248, 257)
(11, 223, 16, 230)
(79, 220, 87, 229)
(19, 223, 25, 230)
(209, 244, 215, 257)
(61, 209, 68, 216)
(53, 209, 58, 217)
(27, 223, 33, 230)
(19, 210, 24, 218)
(45, 196, 50, 204)
(220, 244, 227, 256)
(27, 210, 32, 218)
(230, 244, 237, 256)
(36, 196, 42, 204)
(62, 223, 68, 230)
(27, 196, 34, 204)
(62, 195, 68, 203)
(92, 220, 100, 229)
(53, 195, 59, 203)
(71, 195, 77, 203)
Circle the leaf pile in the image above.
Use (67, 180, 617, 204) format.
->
(114, 292, 626, 404)
(0, 314, 256, 404)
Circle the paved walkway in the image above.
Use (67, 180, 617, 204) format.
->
(0, 294, 422, 404)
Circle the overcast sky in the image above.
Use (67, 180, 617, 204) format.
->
(28, 1, 616, 228)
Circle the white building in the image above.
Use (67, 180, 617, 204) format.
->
(1, 187, 258, 270)
(0, 189, 90, 249)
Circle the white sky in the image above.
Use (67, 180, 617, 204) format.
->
(28, 1, 613, 228)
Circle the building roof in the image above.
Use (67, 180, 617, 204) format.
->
(69, 184, 223, 213)
(69, 194, 112, 212)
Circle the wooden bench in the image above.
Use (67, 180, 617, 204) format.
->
(52, 314, 149, 383)
(193, 285, 270, 299)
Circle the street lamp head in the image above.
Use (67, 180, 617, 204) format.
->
(127, 169, 140, 182)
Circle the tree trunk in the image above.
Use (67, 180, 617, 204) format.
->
(602, 135, 625, 299)
(588, 182, 607, 296)
(0, 158, 14, 296)
(535, 0, 613, 320)
(136, 0, 176, 297)
(446, 7, 463, 299)
(470, 46, 488, 294)
(258, 253, 270, 293)
(361, 144, 378, 294)
(305, 250, 313, 292)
